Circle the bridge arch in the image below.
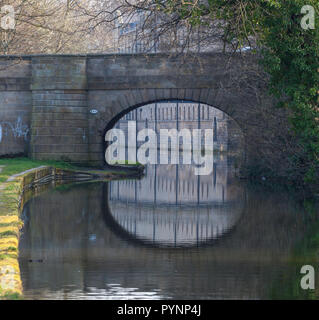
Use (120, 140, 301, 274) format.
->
(89, 89, 247, 166)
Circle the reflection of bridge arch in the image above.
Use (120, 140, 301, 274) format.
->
(106, 201, 245, 248)
(107, 160, 246, 248)
(109, 162, 229, 206)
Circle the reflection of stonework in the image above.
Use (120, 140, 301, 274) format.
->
(108, 202, 243, 247)
(116, 101, 229, 152)
(108, 156, 246, 247)
(109, 159, 230, 206)
(19, 179, 319, 299)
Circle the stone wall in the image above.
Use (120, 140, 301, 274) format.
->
(29, 56, 89, 164)
(0, 58, 31, 156)
(0, 53, 271, 167)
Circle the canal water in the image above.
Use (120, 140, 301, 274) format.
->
(18, 155, 319, 299)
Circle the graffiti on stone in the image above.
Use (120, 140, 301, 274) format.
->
(0, 117, 29, 143)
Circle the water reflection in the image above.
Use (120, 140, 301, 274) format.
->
(18, 155, 319, 300)
(108, 157, 245, 247)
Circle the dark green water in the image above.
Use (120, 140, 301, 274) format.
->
(18, 157, 319, 299)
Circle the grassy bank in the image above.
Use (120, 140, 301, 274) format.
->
(0, 158, 79, 183)
(0, 158, 85, 299)
(0, 157, 143, 299)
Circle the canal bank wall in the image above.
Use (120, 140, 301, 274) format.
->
(0, 165, 143, 299)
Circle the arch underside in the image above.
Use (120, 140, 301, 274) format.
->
(88, 87, 255, 166)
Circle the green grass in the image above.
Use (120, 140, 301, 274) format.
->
(109, 160, 142, 166)
(3, 247, 17, 252)
(0, 157, 78, 183)
(0, 222, 20, 228)
(0, 231, 18, 238)
(0, 253, 17, 260)
(0, 156, 91, 300)
(0, 156, 143, 299)
(0, 290, 22, 300)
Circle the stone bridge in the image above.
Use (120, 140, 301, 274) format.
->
(0, 53, 272, 167)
